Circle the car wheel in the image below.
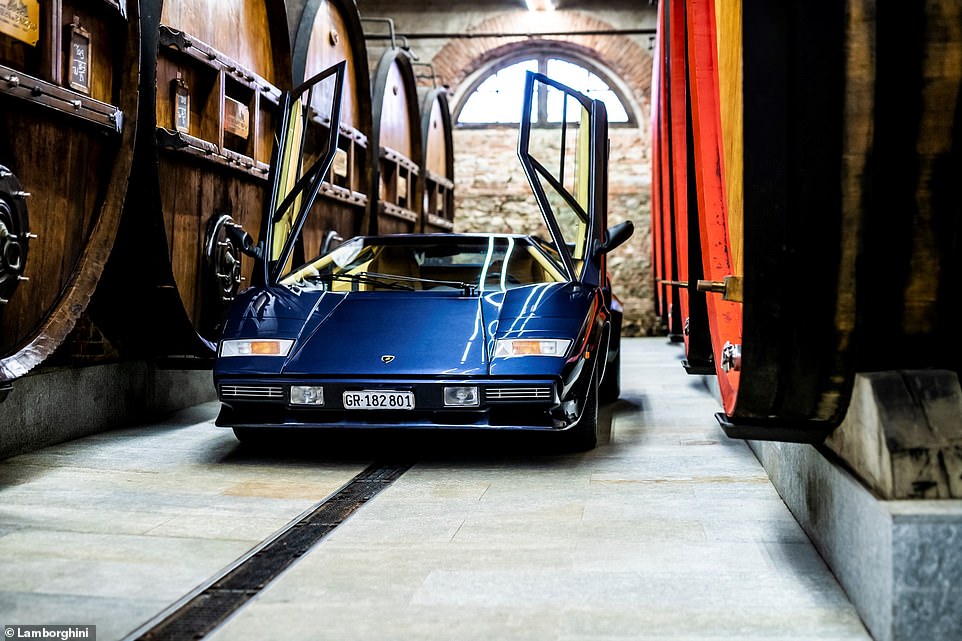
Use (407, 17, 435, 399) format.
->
(600, 346, 621, 403)
(567, 370, 599, 452)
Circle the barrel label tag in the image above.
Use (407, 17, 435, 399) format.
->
(0, 0, 39, 47)
(224, 96, 250, 140)
(67, 19, 91, 94)
(171, 75, 190, 133)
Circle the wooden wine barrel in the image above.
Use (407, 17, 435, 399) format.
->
(289, 0, 372, 252)
(94, 0, 292, 358)
(0, 0, 139, 386)
(850, 0, 962, 375)
(674, 0, 962, 442)
(369, 47, 424, 235)
(419, 87, 455, 233)
(650, 0, 711, 363)
(679, 0, 846, 441)
(649, 12, 678, 339)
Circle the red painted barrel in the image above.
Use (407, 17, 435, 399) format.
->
(660, 0, 962, 442)
(650, 0, 713, 366)
(649, 11, 672, 332)
(94, 0, 292, 357)
(0, 1, 139, 384)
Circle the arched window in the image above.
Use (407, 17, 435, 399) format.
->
(455, 53, 634, 127)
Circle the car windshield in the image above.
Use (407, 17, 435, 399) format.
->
(279, 236, 564, 293)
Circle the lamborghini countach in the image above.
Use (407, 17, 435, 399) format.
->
(213, 62, 633, 450)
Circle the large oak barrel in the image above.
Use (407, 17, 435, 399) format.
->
(94, 0, 292, 358)
(369, 47, 424, 235)
(650, 9, 673, 335)
(655, 0, 962, 442)
(419, 86, 455, 233)
(0, 0, 138, 386)
(289, 0, 372, 251)
(650, 0, 714, 369)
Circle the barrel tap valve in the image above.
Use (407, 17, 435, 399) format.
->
(696, 275, 743, 303)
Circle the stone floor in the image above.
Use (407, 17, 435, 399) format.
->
(0, 338, 872, 640)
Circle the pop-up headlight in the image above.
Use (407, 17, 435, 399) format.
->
(493, 339, 571, 358)
(220, 339, 294, 357)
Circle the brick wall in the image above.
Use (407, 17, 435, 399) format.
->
(454, 126, 655, 336)
(355, 1, 659, 334)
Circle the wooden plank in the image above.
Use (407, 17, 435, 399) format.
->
(301, 0, 362, 130)
(378, 60, 414, 157)
(649, 0, 665, 320)
(713, 0, 742, 277)
(666, 0, 686, 336)
(686, 0, 741, 414)
(423, 96, 448, 178)
(160, 0, 279, 86)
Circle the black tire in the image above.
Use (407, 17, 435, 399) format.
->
(567, 371, 599, 452)
(600, 346, 621, 403)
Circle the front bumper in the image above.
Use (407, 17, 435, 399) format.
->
(214, 377, 571, 431)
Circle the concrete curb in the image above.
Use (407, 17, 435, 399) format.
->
(0, 363, 216, 460)
(749, 439, 962, 641)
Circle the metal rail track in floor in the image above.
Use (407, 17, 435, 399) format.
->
(122, 461, 412, 641)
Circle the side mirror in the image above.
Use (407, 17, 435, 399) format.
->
(594, 220, 634, 258)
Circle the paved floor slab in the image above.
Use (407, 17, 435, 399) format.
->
(0, 405, 369, 640)
(202, 338, 872, 641)
(0, 339, 874, 640)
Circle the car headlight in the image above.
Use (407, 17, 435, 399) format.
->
(493, 339, 571, 358)
(220, 339, 294, 357)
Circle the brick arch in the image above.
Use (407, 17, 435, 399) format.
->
(431, 11, 652, 122)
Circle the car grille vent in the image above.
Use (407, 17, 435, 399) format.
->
(220, 385, 285, 400)
(485, 386, 553, 401)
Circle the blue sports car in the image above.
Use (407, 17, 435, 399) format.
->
(213, 64, 633, 450)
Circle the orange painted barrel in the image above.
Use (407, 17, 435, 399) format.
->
(369, 48, 424, 235)
(419, 87, 455, 233)
(650, 0, 712, 363)
(670, 0, 962, 442)
(290, 0, 372, 248)
(0, 0, 139, 385)
(94, 0, 292, 358)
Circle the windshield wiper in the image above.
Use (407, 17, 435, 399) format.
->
(298, 271, 414, 291)
(361, 272, 479, 295)
(302, 271, 477, 294)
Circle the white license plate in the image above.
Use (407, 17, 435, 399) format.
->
(342, 390, 415, 410)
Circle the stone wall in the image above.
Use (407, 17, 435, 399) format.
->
(351, 1, 659, 334)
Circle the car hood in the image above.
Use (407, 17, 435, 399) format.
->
(282, 292, 490, 376)
(220, 282, 592, 377)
